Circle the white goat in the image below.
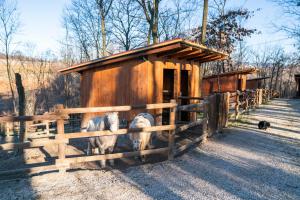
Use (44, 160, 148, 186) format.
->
(128, 113, 154, 161)
(82, 112, 119, 167)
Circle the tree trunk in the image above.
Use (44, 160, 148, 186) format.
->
(147, 26, 152, 45)
(152, 0, 159, 44)
(15, 73, 26, 154)
(201, 0, 208, 45)
(101, 13, 107, 57)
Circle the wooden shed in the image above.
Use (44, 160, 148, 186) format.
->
(201, 68, 256, 97)
(295, 74, 300, 97)
(246, 76, 270, 90)
(60, 39, 227, 124)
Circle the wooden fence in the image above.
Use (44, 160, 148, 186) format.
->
(0, 88, 275, 176)
(0, 100, 210, 175)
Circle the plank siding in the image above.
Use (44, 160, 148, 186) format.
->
(80, 56, 201, 126)
(202, 74, 246, 97)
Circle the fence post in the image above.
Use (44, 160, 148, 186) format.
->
(45, 120, 50, 135)
(54, 104, 68, 173)
(168, 99, 176, 160)
(235, 90, 240, 120)
(245, 92, 249, 112)
(201, 102, 209, 143)
(224, 92, 230, 127)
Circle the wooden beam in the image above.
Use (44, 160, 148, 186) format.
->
(63, 125, 176, 139)
(0, 114, 67, 122)
(61, 43, 183, 74)
(0, 139, 68, 151)
(177, 103, 204, 111)
(187, 53, 215, 61)
(177, 50, 206, 60)
(175, 134, 205, 156)
(156, 46, 188, 57)
(60, 102, 177, 114)
(198, 55, 224, 63)
(60, 148, 169, 165)
(166, 47, 195, 58)
(175, 120, 204, 133)
(178, 96, 204, 100)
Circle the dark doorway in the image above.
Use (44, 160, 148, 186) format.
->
(162, 69, 175, 124)
(180, 70, 189, 121)
(237, 79, 242, 91)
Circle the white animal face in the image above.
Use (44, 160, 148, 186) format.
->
(107, 112, 119, 132)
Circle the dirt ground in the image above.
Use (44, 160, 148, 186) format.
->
(0, 98, 299, 200)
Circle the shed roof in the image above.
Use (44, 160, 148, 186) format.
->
(247, 76, 270, 81)
(60, 38, 228, 74)
(203, 68, 257, 79)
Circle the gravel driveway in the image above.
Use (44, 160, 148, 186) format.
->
(0, 99, 299, 200)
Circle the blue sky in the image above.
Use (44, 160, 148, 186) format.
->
(15, 0, 297, 56)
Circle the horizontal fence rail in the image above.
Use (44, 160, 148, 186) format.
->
(0, 89, 276, 175)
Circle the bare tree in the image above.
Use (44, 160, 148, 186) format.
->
(271, 0, 300, 48)
(159, 0, 196, 41)
(0, 0, 20, 114)
(136, 0, 161, 44)
(109, 0, 144, 51)
(96, 0, 113, 56)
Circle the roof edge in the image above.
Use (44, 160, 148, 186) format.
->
(59, 38, 228, 74)
(203, 68, 257, 79)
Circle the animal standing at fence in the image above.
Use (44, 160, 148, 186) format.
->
(258, 121, 271, 130)
(128, 113, 155, 162)
(82, 112, 119, 167)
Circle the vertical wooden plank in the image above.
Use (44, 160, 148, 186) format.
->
(45, 120, 49, 135)
(201, 102, 209, 143)
(207, 94, 217, 136)
(168, 99, 176, 160)
(153, 57, 163, 127)
(224, 92, 230, 127)
(258, 89, 263, 105)
(54, 104, 68, 173)
(235, 91, 240, 120)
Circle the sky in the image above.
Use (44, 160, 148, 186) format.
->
(14, 0, 297, 56)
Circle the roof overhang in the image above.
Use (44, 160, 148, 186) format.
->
(203, 68, 257, 80)
(247, 76, 271, 81)
(59, 38, 228, 74)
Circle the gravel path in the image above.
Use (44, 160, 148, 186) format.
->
(0, 99, 299, 200)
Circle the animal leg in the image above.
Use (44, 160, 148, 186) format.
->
(108, 147, 115, 166)
(87, 142, 92, 156)
(99, 148, 106, 168)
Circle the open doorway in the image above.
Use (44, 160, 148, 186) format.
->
(180, 70, 189, 121)
(237, 79, 242, 91)
(162, 69, 175, 124)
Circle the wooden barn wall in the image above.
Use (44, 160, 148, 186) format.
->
(202, 74, 245, 97)
(246, 80, 259, 90)
(80, 58, 149, 124)
(80, 56, 201, 125)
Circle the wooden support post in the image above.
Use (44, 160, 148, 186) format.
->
(177, 98, 182, 123)
(258, 89, 263, 105)
(45, 120, 50, 135)
(168, 99, 176, 160)
(54, 104, 68, 173)
(245, 94, 249, 112)
(201, 102, 209, 143)
(235, 91, 240, 120)
(224, 92, 230, 127)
